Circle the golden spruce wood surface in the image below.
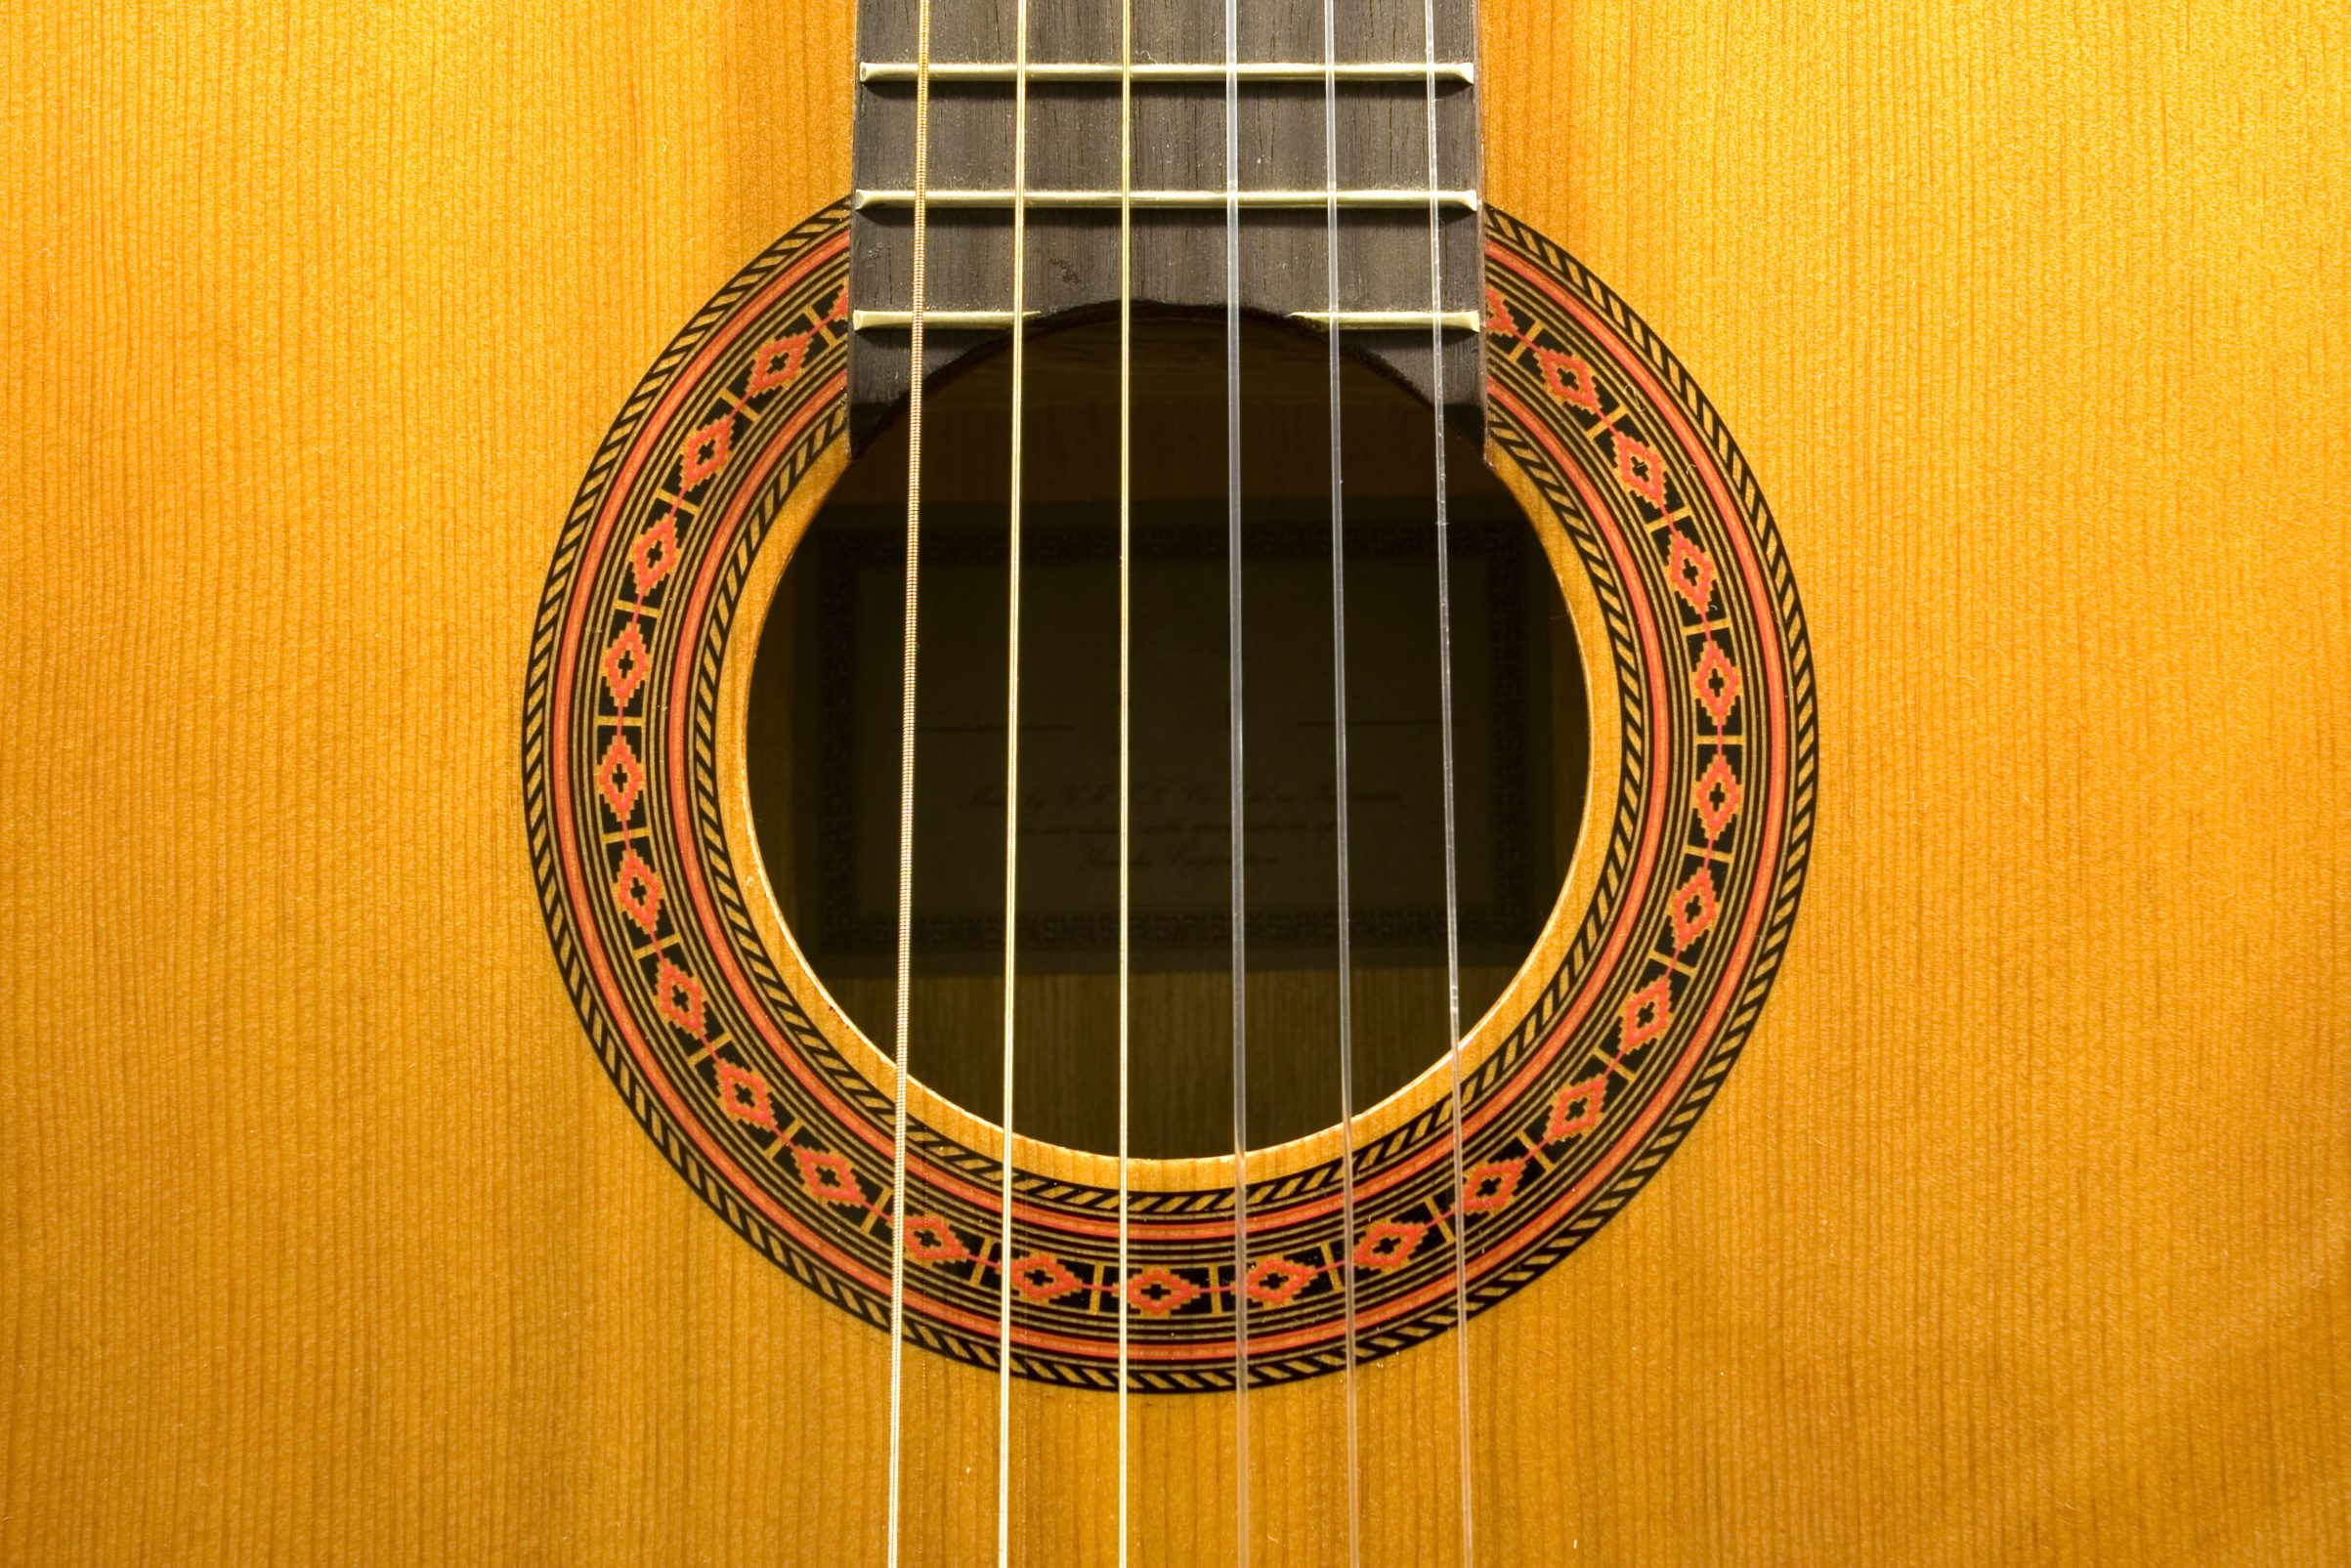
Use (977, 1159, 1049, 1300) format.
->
(3, 1, 2346, 1563)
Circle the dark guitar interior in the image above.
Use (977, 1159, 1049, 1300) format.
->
(748, 314, 1586, 1156)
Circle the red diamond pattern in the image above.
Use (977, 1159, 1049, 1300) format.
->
(629, 516, 679, 599)
(1667, 531, 1716, 615)
(1693, 752, 1743, 838)
(1124, 1266, 1202, 1317)
(1536, 347, 1603, 414)
(595, 732, 644, 822)
(1612, 433, 1668, 508)
(678, 414, 734, 490)
(1462, 1160, 1523, 1213)
(713, 1058, 777, 1130)
(601, 622, 651, 707)
(612, 849, 664, 936)
(903, 1213, 972, 1265)
(1244, 1257, 1318, 1308)
(1352, 1220, 1427, 1272)
(1008, 1253, 1086, 1303)
(1691, 641, 1743, 726)
(541, 246, 1803, 1371)
(1544, 1074, 1607, 1141)
(1668, 866, 1720, 952)
(1620, 976, 1673, 1053)
(793, 1146, 865, 1206)
(746, 331, 813, 395)
(652, 957, 706, 1038)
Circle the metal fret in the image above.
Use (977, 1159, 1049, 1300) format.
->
(854, 308, 1478, 333)
(853, 187, 1478, 211)
(848, 0, 1488, 444)
(861, 60, 1473, 83)
(1292, 309, 1480, 330)
(851, 309, 1041, 330)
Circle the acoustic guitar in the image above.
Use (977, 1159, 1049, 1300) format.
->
(5, 0, 2344, 1564)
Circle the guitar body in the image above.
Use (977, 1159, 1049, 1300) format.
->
(5, 2, 2345, 1564)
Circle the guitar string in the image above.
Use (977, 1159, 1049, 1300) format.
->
(1222, 0, 1251, 1554)
(1317, 0, 1363, 1561)
(882, 0, 933, 1561)
(999, 0, 1033, 1558)
(1422, 0, 1476, 1558)
(874, 6, 1473, 1560)
(1116, 0, 1134, 1558)
(890, 15, 1465, 1564)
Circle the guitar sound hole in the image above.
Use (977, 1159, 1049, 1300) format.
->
(745, 315, 1585, 1159)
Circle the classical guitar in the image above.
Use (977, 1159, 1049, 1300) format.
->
(8, 0, 2345, 1564)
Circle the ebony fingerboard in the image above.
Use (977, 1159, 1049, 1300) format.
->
(847, 0, 1485, 445)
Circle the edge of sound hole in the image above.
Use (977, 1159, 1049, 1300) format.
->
(715, 309, 1621, 1184)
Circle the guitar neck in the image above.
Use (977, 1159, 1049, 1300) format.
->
(846, 0, 1486, 445)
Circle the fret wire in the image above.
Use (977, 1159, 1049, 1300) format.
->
(853, 186, 1478, 210)
(851, 309, 1042, 330)
(854, 309, 1479, 333)
(856, 309, 1478, 333)
(1293, 309, 1481, 330)
(861, 59, 1474, 83)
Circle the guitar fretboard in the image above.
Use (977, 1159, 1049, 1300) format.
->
(848, 0, 1485, 445)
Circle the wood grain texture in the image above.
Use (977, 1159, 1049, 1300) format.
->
(3, 1, 2346, 1563)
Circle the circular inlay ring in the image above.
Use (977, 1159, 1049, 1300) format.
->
(522, 200, 1816, 1390)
